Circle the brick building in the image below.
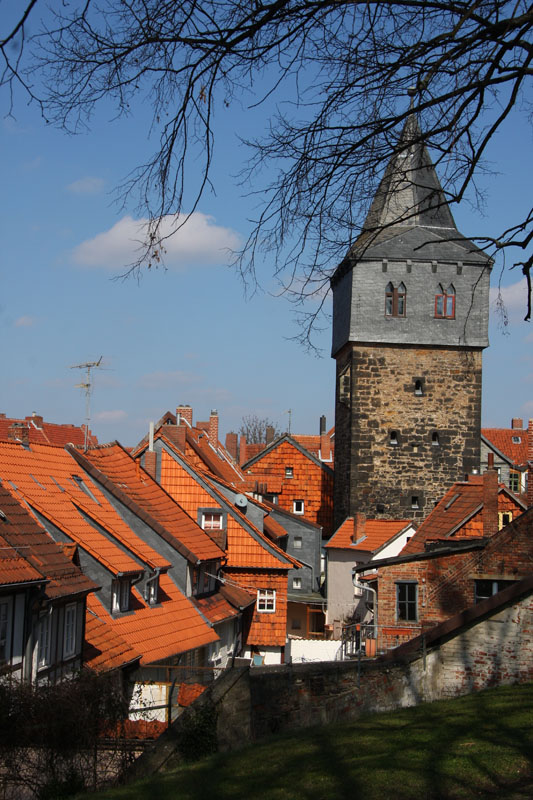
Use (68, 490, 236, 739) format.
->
(355, 469, 528, 652)
(331, 113, 492, 526)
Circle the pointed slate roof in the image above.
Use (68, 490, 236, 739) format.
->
(333, 115, 489, 278)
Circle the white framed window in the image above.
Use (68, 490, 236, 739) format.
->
(145, 576, 159, 605)
(112, 579, 130, 613)
(37, 611, 51, 669)
(285, 467, 294, 478)
(292, 577, 302, 590)
(293, 536, 302, 549)
(63, 603, 77, 659)
(293, 500, 304, 514)
(257, 589, 276, 613)
(201, 511, 223, 530)
(0, 600, 10, 662)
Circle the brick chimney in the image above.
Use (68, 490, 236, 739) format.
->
(319, 415, 331, 461)
(8, 423, 30, 446)
(26, 413, 43, 427)
(208, 409, 219, 444)
(527, 419, 533, 506)
(176, 404, 193, 427)
(143, 450, 157, 479)
(512, 417, 523, 430)
(239, 435, 248, 466)
(225, 432, 238, 462)
(482, 456, 499, 537)
(266, 426, 275, 445)
(351, 512, 366, 544)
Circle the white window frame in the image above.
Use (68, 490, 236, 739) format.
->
(285, 467, 294, 478)
(257, 589, 276, 613)
(293, 500, 304, 515)
(63, 603, 77, 659)
(201, 511, 224, 531)
(112, 579, 131, 613)
(37, 610, 52, 669)
(292, 577, 302, 590)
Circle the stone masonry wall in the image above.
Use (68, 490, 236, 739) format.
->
(334, 343, 482, 526)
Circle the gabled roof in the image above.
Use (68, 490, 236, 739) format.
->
(70, 443, 225, 564)
(0, 484, 96, 599)
(0, 442, 168, 577)
(401, 476, 526, 557)
(0, 414, 98, 447)
(242, 434, 334, 475)
(157, 443, 298, 571)
(85, 578, 218, 666)
(482, 427, 529, 468)
(325, 517, 412, 553)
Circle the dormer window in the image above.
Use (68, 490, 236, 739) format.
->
(193, 561, 219, 596)
(112, 579, 130, 613)
(145, 575, 159, 605)
(385, 282, 406, 317)
(435, 284, 455, 318)
(201, 511, 223, 530)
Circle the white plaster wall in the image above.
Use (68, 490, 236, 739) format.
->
(129, 680, 167, 722)
(286, 638, 343, 663)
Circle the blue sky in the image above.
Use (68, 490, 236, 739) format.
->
(1, 35, 532, 447)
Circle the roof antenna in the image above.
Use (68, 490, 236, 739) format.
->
(70, 357, 102, 451)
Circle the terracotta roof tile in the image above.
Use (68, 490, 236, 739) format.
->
(177, 683, 206, 707)
(194, 591, 240, 624)
(482, 427, 529, 467)
(326, 518, 412, 552)
(0, 415, 98, 447)
(76, 443, 225, 563)
(0, 484, 96, 599)
(84, 597, 140, 671)
(401, 477, 525, 556)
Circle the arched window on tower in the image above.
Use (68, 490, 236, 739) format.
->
(435, 284, 455, 318)
(385, 282, 407, 317)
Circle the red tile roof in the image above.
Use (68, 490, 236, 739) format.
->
(0, 442, 168, 576)
(401, 476, 526, 556)
(0, 414, 98, 447)
(482, 427, 529, 467)
(0, 484, 96, 599)
(194, 591, 240, 625)
(84, 597, 140, 672)
(73, 443, 225, 563)
(326, 518, 412, 553)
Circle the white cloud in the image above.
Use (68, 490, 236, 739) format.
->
(137, 370, 201, 390)
(94, 410, 127, 422)
(66, 177, 105, 195)
(14, 316, 36, 327)
(71, 214, 241, 270)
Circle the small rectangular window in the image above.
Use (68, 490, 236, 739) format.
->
(397, 582, 417, 621)
(292, 577, 302, 590)
(112, 580, 130, 613)
(293, 536, 303, 549)
(202, 511, 223, 530)
(38, 611, 51, 668)
(63, 603, 77, 659)
(293, 500, 304, 514)
(285, 467, 294, 478)
(257, 589, 276, 613)
(509, 471, 520, 493)
(411, 496, 419, 509)
(474, 579, 515, 604)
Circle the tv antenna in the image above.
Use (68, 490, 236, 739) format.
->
(70, 357, 102, 450)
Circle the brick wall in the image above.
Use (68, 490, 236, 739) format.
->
(334, 343, 482, 525)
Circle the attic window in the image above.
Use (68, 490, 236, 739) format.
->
(498, 511, 513, 529)
(293, 500, 304, 514)
(112, 579, 130, 613)
(512, 436, 521, 444)
(293, 536, 302, 549)
(201, 512, 223, 531)
(257, 589, 276, 613)
(292, 577, 302, 590)
(285, 467, 294, 478)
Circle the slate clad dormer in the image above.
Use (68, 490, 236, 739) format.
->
(332, 114, 492, 525)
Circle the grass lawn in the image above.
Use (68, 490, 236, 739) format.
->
(79, 683, 533, 800)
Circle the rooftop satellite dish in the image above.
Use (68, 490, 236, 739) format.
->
(235, 493, 248, 509)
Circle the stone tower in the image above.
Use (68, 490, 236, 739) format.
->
(332, 115, 492, 526)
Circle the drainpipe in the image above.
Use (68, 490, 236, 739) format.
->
(352, 567, 378, 641)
